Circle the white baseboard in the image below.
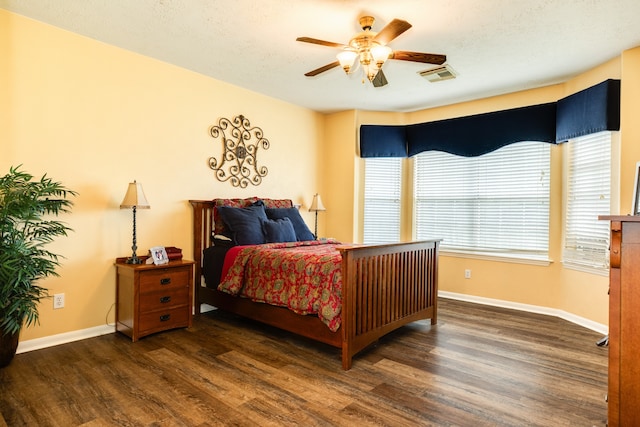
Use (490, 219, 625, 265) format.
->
(16, 324, 114, 354)
(18, 306, 218, 355)
(439, 291, 608, 335)
(15, 295, 607, 355)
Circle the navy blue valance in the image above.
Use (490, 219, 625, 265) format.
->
(406, 103, 557, 157)
(359, 125, 407, 157)
(359, 103, 557, 158)
(359, 79, 620, 158)
(556, 79, 621, 142)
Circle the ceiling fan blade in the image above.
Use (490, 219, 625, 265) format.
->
(391, 50, 447, 65)
(373, 19, 412, 45)
(296, 37, 346, 48)
(304, 61, 340, 77)
(372, 69, 388, 88)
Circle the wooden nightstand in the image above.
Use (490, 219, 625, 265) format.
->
(114, 259, 195, 342)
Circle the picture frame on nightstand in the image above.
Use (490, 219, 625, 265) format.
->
(149, 246, 169, 265)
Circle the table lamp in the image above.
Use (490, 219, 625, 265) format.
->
(120, 180, 150, 264)
(308, 193, 326, 239)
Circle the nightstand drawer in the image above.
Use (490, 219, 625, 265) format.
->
(139, 288, 189, 313)
(139, 267, 190, 293)
(138, 306, 190, 334)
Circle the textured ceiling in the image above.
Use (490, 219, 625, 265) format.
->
(2, 0, 640, 113)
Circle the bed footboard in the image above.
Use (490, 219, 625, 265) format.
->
(338, 241, 439, 370)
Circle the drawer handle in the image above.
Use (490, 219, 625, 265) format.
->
(160, 296, 171, 303)
(160, 278, 171, 285)
(160, 314, 171, 322)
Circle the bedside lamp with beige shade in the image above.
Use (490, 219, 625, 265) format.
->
(308, 193, 326, 239)
(120, 180, 150, 264)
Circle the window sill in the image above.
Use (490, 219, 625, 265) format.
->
(440, 249, 552, 267)
(561, 262, 609, 277)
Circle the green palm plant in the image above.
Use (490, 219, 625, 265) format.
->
(0, 166, 77, 340)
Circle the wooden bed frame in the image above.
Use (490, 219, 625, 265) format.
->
(190, 200, 440, 370)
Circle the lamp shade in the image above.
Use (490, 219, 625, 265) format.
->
(120, 181, 150, 209)
(308, 193, 326, 212)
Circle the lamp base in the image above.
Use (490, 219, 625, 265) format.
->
(126, 255, 143, 264)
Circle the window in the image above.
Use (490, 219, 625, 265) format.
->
(563, 132, 611, 271)
(414, 141, 551, 259)
(363, 158, 402, 244)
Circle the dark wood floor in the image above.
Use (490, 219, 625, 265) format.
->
(0, 298, 608, 426)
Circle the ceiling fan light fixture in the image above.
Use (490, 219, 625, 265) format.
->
(337, 50, 358, 74)
(370, 44, 392, 68)
(298, 16, 446, 87)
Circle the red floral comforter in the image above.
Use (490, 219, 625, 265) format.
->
(217, 239, 343, 332)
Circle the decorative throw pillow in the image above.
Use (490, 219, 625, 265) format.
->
(217, 203, 268, 245)
(212, 198, 255, 237)
(265, 207, 315, 241)
(262, 217, 297, 243)
(212, 197, 293, 237)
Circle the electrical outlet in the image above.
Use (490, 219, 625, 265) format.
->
(464, 269, 471, 279)
(53, 293, 65, 309)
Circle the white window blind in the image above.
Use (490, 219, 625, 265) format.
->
(414, 141, 551, 258)
(563, 132, 611, 271)
(363, 158, 402, 244)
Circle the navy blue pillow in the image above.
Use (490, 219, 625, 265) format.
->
(265, 208, 315, 241)
(217, 203, 267, 245)
(262, 217, 297, 243)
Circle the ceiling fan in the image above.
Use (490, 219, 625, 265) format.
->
(296, 16, 446, 87)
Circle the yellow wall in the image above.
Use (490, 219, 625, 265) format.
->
(320, 110, 356, 242)
(2, 10, 324, 341)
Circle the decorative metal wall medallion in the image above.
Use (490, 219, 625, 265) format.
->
(208, 115, 270, 187)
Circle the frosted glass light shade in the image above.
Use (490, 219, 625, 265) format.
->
(337, 50, 358, 73)
(371, 44, 392, 66)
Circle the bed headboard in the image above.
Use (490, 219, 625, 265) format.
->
(189, 197, 293, 307)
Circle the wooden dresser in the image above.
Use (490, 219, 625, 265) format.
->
(600, 216, 640, 426)
(115, 259, 195, 342)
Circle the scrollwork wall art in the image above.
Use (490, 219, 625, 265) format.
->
(208, 115, 270, 188)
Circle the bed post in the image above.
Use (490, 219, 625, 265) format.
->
(340, 248, 356, 370)
(189, 200, 214, 315)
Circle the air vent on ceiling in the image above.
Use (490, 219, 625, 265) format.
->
(418, 64, 457, 82)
